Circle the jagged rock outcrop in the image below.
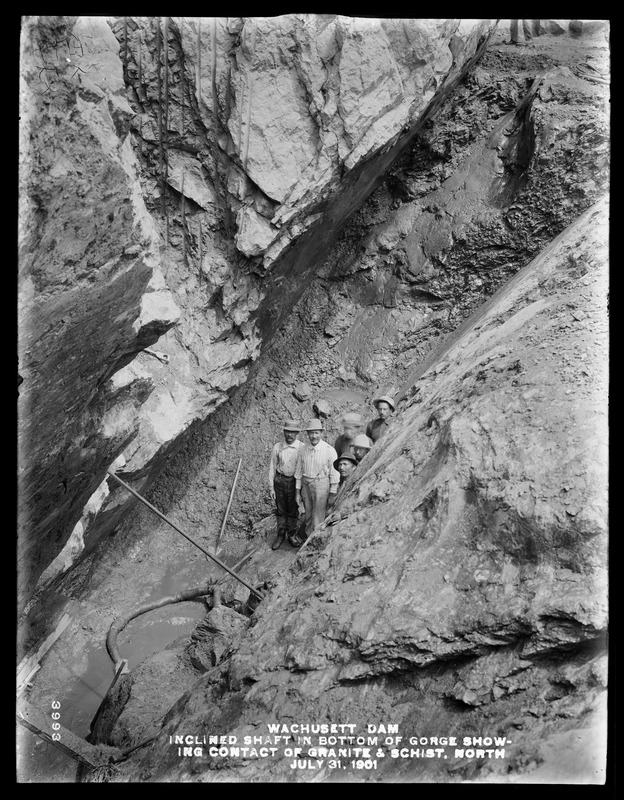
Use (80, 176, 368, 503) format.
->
(17, 16, 178, 612)
(18, 16, 499, 610)
(318, 56, 609, 391)
(108, 647, 200, 750)
(188, 604, 248, 672)
(116, 196, 608, 783)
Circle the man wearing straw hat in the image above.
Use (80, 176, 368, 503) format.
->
(366, 394, 396, 443)
(351, 433, 373, 463)
(268, 419, 305, 550)
(294, 418, 340, 544)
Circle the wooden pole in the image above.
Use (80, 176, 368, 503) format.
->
(216, 457, 242, 551)
(215, 546, 258, 586)
(106, 471, 263, 600)
(86, 660, 129, 743)
(17, 699, 118, 769)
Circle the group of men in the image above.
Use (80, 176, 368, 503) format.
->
(267, 395, 396, 550)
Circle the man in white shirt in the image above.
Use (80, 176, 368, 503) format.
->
(294, 418, 340, 544)
(269, 420, 305, 550)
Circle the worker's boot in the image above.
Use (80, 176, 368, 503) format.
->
(271, 530, 286, 550)
(287, 522, 304, 547)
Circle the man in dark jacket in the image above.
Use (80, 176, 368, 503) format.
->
(366, 394, 395, 442)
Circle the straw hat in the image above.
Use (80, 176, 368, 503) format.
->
(282, 420, 301, 431)
(352, 434, 373, 450)
(305, 418, 323, 431)
(374, 394, 396, 411)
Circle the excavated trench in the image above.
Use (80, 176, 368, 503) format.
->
(17, 21, 609, 784)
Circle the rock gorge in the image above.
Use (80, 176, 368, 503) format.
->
(18, 16, 496, 613)
(17, 16, 609, 784)
(117, 194, 609, 784)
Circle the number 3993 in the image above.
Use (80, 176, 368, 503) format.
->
(51, 701, 61, 741)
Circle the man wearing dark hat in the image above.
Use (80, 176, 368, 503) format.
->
(333, 412, 364, 457)
(366, 394, 395, 443)
(294, 419, 340, 543)
(268, 419, 305, 550)
(334, 450, 358, 486)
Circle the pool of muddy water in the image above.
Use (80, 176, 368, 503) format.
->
(17, 551, 232, 782)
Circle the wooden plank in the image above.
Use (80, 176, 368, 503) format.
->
(88, 659, 128, 732)
(17, 699, 114, 769)
(17, 664, 40, 695)
(17, 613, 71, 693)
(87, 661, 132, 745)
(17, 612, 71, 672)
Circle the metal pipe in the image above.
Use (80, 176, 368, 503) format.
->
(106, 470, 263, 600)
(106, 581, 216, 668)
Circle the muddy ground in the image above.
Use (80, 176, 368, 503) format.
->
(17, 24, 610, 783)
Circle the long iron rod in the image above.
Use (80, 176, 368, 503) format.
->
(106, 471, 263, 600)
(216, 457, 242, 550)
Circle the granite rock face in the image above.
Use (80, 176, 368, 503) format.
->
(217, 17, 490, 264)
(18, 15, 497, 610)
(118, 197, 608, 783)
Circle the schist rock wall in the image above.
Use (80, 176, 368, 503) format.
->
(17, 16, 497, 611)
(117, 196, 608, 784)
(311, 53, 610, 393)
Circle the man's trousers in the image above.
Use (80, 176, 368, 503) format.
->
(510, 19, 536, 42)
(301, 476, 331, 537)
(274, 473, 298, 537)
